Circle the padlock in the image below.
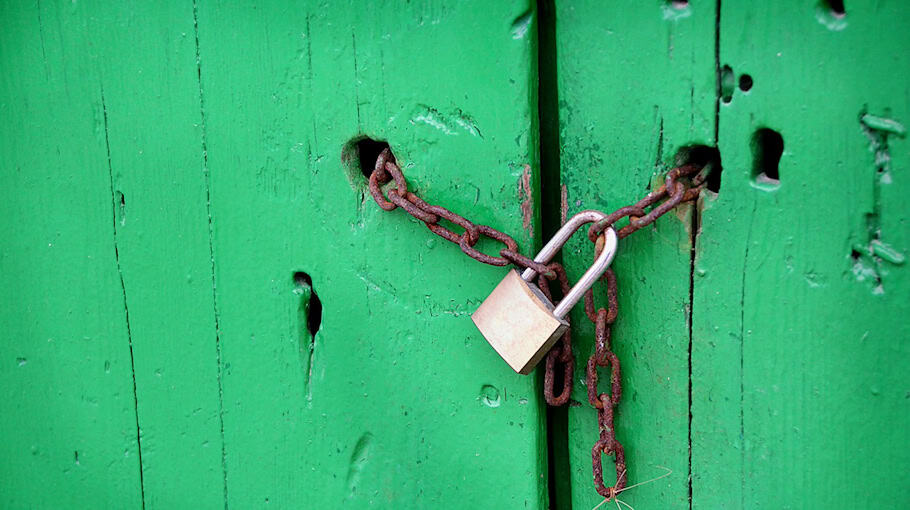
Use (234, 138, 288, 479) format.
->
(472, 211, 619, 374)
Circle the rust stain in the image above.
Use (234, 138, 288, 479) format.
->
(519, 165, 534, 238)
(560, 184, 568, 226)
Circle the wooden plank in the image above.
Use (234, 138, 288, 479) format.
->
(553, 2, 716, 508)
(195, 1, 547, 507)
(0, 2, 143, 507)
(692, 1, 910, 507)
(81, 3, 227, 507)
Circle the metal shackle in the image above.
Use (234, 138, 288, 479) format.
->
(520, 210, 619, 320)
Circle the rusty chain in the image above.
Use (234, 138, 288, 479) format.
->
(367, 148, 708, 501)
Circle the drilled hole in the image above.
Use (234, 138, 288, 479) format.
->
(824, 0, 846, 16)
(752, 128, 784, 184)
(738, 74, 753, 92)
(342, 137, 394, 182)
(677, 145, 723, 194)
(293, 272, 322, 337)
(720, 65, 735, 104)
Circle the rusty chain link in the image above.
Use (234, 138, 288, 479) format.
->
(368, 147, 708, 502)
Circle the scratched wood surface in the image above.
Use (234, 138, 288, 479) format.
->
(692, 1, 910, 508)
(1, 1, 547, 508)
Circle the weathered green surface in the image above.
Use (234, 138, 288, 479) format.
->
(1, 0, 546, 508)
(556, 2, 910, 509)
(197, 1, 544, 507)
(552, 2, 716, 508)
(3, 1, 910, 509)
(692, 2, 910, 508)
(0, 3, 144, 507)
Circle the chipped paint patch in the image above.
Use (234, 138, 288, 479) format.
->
(518, 165, 534, 238)
(560, 184, 568, 226)
(510, 10, 533, 40)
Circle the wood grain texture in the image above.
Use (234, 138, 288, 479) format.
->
(552, 2, 716, 508)
(195, 0, 545, 507)
(3, 1, 909, 508)
(0, 2, 145, 507)
(1, 0, 545, 508)
(86, 3, 228, 507)
(692, 1, 910, 508)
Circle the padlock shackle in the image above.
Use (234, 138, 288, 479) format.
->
(521, 210, 618, 320)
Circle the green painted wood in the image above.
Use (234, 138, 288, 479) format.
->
(552, 2, 716, 508)
(0, 2, 144, 507)
(5, 2, 910, 508)
(84, 3, 228, 507)
(194, 1, 545, 508)
(692, 1, 910, 508)
(2, 1, 229, 507)
(2, 1, 546, 508)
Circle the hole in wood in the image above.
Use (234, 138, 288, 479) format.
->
(739, 74, 753, 92)
(669, 0, 689, 8)
(720, 65, 735, 104)
(342, 137, 394, 182)
(293, 272, 322, 337)
(824, 0, 846, 17)
(676, 145, 723, 194)
(751, 128, 784, 186)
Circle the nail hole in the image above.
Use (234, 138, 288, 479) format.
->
(738, 74, 753, 92)
(115, 191, 126, 225)
(851, 248, 862, 261)
(824, 0, 846, 17)
(293, 272, 322, 337)
(751, 128, 784, 186)
(341, 137, 394, 182)
(720, 65, 735, 104)
(677, 145, 723, 194)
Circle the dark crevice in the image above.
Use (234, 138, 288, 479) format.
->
(751, 128, 784, 183)
(537, 1, 571, 509)
(738, 74, 753, 92)
(678, 145, 723, 194)
(719, 65, 734, 104)
(192, 3, 229, 508)
(294, 272, 322, 402)
(824, 0, 846, 16)
(353, 138, 392, 179)
(294, 272, 323, 338)
(101, 87, 146, 510)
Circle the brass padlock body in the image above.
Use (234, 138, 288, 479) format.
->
(471, 269, 569, 374)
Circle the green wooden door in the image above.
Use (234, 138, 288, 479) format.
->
(552, 1, 910, 508)
(2, 1, 908, 509)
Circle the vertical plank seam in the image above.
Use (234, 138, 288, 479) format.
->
(192, 3, 229, 508)
(101, 86, 147, 510)
(535, 1, 570, 508)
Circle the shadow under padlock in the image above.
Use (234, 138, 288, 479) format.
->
(472, 211, 618, 374)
